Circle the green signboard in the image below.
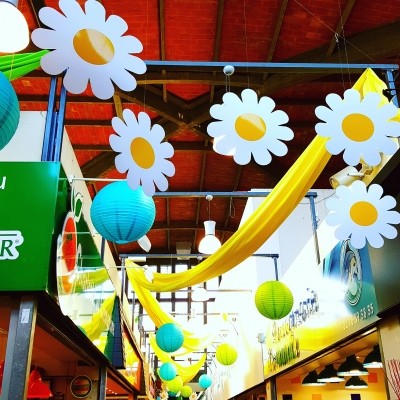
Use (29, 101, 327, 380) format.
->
(0, 162, 61, 290)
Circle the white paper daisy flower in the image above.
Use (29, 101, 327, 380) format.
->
(326, 180, 400, 249)
(207, 88, 294, 165)
(110, 109, 175, 197)
(315, 89, 400, 166)
(31, 0, 146, 100)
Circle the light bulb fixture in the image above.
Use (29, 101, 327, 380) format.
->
(302, 370, 326, 386)
(0, 0, 29, 53)
(363, 345, 383, 369)
(345, 376, 368, 389)
(337, 355, 369, 376)
(198, 195, 221, 254)
(317, 364, 345, 383)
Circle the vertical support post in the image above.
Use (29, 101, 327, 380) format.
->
(273, 255, 279, 281)
(1, 296, 37, 400)
(53, 82, 68, 161)
(41, 75, 58, 161)
(384, 69, 399, 107)
(308, 193, 321, 266)
(98, 365, 107, 400)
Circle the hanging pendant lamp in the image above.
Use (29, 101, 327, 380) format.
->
(198, 195, 221, 254)
(363, 345, 383, 369)
(345, 376, 368, 389)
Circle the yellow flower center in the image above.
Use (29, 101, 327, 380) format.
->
(235, 113, 266, 141)
(341, 113, 374, 142)
(73, 29, 115, 65)
(130, 137, 155, 169)
(350, 201, 378, 226)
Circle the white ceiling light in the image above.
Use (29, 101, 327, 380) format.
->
(198, 195, 221, 255)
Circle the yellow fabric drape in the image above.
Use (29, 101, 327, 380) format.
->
(127, 68, 395, 293)
(127, 262, 221, 353)
(79, 291, 116, 341)
(150, 334, 207, 384)
(73, 267, 110, 293)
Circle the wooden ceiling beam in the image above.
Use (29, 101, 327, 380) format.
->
(80, 152, 116, 178)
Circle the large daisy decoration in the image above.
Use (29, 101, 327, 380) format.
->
(207, 88, 294, 165)
(31, 0, 146, 100)
(110, 109, 175, 197)
(326, 180, 400, 249)
(315, 88, 400, 166)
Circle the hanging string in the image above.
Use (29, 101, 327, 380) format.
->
(292, 0, 376, 63)
(243, 0, 250, 88)
(335, 0, 352, 88)
(229, 197, 235, 218)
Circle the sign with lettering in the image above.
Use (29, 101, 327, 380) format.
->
(0, 162, 61, 290)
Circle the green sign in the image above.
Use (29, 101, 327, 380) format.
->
(0, 162, 61, 290)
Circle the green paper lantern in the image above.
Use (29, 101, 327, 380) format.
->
(216, 343, 238, 366)
(166, 376, 183, 393)
(198, 374, 212, 389)
(255, 280, 294, 320)
(156, 323, 184, 353)
(90, 181, 155, 244)
(159, 362, 177, 381)
(180, 385, 193, 398)
(0, 71, 20, 150)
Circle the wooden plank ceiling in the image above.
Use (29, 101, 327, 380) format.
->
(12, 0, 400, 263)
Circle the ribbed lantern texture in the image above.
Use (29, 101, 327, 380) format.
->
(198, 374, 212, 389)
(180, 385, 193, 398)
(156, 323, 184, 353)
(0, 71, 20, 150)
(216, 343, 238, 366)
(90, 181, 155, 244)
(159, 362, 177, 381)
(255, 280, 294, 320)
(166, 376, 183, 393)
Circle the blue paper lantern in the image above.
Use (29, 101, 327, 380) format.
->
(90, 181, 156, 244)
(0, 71, 20, 150)
(159, 362, 177, 381)
(156, 323, 184, 353)
(198, 374, 212, 389)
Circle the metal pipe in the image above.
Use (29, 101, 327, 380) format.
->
(144, 60, 399, 73)
(119, 252, 279, 259)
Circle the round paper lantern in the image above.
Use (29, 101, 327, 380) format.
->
(216, 343, 238, 366)
(156, 323, 184, 353)
(198, 374, 212, 389)
(166, 376, 183, 393)
(180, 385, 193, 398)
(90, 181, 155, 244)
(255, 280, 294, 320)
(159, 362, 177, 381)
(0, 71, 20, 150)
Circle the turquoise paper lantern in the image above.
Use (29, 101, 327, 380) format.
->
(159, 362, 177, 381)
(198, 374, 212, 389)
(0, 71, 20, 150)
(156, 323, 184, 353)
(255, 280, 294, 320)
(90, 181, 155, 244)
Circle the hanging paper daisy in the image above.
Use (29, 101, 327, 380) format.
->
(315, 89, 400, 166)
(207, 88, 294, 165)
(326, 180, 400, 249)
(110, 109, 175, 197)
(31, 0, 146, 100)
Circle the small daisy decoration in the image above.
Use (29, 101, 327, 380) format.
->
(315, 88, 400, 166)
(207, 88, 294, 165)
(31, 0, 146, 100)
(110, 109, 175, 197)
(326, 180, 400, 249)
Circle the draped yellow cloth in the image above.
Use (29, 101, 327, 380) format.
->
(128, 135, 330, 291)
(79, 291, 116, 341)
(150, 334, 207, 384)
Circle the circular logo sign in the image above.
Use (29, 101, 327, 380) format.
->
(70, 375, 92, 398)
